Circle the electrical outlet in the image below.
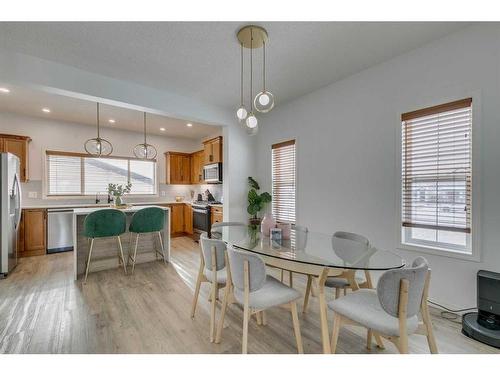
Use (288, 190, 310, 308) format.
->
(28, 191, 38, 198)
(161, 191, 166, 197)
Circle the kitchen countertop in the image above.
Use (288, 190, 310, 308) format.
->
(73, 205, 170, 216)
(22, 200, 222, 209)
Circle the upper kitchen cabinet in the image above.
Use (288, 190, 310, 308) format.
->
(0, 134, 31, 182)
(165, 152, 191, 184)
(191, 150, 204, 184)
(203, 136, 223, 165)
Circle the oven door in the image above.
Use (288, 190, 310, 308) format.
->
(193, 207, 210, 234)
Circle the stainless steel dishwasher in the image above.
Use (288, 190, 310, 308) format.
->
(47, 208, 74, 254)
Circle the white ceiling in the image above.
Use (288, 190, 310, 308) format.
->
(0, 84, 221, 139)
(0, 22, 471, 110)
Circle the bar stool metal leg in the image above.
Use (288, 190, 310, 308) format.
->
(84, 238, 95, 283)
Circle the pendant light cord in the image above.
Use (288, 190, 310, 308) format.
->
(250, 27, 253, 112)
(240, 42, 244, 106)
(263, 41, 266, 91)
(96, 102, 100, 139)
(143, 112, 147, 144)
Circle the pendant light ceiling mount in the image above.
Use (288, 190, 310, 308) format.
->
(235, 25, 275, 135)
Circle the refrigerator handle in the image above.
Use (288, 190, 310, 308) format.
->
(13, 173, 22, 230)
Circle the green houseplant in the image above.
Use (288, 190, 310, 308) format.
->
(247, 177, 271, 225)
(108, 183, 132, 207)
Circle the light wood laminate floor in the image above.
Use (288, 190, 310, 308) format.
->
(0, 236, 498, 354)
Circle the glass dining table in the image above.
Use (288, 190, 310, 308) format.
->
(214, 225, 405, 353)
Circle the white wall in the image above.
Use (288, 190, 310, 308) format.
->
(255, 24, 500, 309)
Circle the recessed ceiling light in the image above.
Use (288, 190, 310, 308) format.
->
(0, 87, 10, 93)
(42, 108, 51, 113)
(159, 127, 166, 131)
(186, 123, 193, 127)
(108, 119, 116, 123)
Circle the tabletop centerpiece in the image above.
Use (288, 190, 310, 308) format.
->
(107, 182, 132, 208)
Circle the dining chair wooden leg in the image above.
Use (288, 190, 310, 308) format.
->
(421, 302, 438, 353)
(311, 277, 318, 297)
(398, 334, 409, 354)
(318, 268, 331, 354)
(84, 238, 95, 283)
(330, 313, 342, 354)
(280, 269, 284, 282)
(366, 329, 373, 350)
(190, 261, 204, 318)
(343, 287, 347, 296)
(374, 333, 385, 349)
(303, 275, 313, 313)
(209, 280, 217, 343)
(261, 310, 267, 326)
(290, 301, 304, 354)
(242, 303, 250, 354)
(117, 236, 127, 275)
(215, 285, 230, 343)
(335, 287, 341, 299)
(256, 311, 263, 325)
(157, 231, 166, 262)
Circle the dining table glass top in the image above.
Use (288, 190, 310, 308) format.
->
(215, 226, 405, 271)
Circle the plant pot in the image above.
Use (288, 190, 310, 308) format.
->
(249, 217, 262, 226)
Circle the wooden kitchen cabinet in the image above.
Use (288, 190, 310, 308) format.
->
(210, 205, 223, 226)
(203, 136, 223, 165)
(19, 209, 47, 257)
(165, 152, 191, 184)
(170, 204, 185, 235)
(184, 204, 193, 235)
(190, 150, 204, 184)
(0, 134, 31, 182)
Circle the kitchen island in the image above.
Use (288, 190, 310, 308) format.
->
(72, 205, 170, 280)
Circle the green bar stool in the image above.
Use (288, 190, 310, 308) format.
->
(128, 207, 166, 274)
(83, 209, 127, 282)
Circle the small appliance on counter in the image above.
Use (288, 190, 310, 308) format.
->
(462, 270, 500, 348)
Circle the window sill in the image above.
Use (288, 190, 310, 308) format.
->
(398, 242, 480, 263)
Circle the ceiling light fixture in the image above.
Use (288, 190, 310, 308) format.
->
(0, 87, 10, 93)
(186, 123, 193, 127)
(159, 127, 166, 131)
(84, 103, 113, 157)
(133, 112, 157, 160)
(108, 119, 116, 124)
(42, 108, 51, 113)
(236, 25, 274, 135)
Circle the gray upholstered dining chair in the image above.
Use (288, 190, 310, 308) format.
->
(328, 257, 438, 354)
(303, 231, 371, 313)
(215, 245, 304, 354)
(190, 233, 229, 342)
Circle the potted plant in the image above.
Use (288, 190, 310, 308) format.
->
(108, 182, 132, 208)
(247, 177, 272, 226)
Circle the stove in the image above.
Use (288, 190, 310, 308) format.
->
(191, 200, 222, 241)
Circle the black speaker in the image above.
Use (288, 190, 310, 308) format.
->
(462, 270, 500, 348)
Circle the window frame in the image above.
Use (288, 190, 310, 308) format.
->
(396, 94, 481, 262)
(43, 150, 158, 198)
(271, 139, 297, 225)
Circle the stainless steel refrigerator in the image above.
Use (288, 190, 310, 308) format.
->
(0, 152, 22, 277)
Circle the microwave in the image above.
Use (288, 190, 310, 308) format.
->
(203, 162, 223, 183)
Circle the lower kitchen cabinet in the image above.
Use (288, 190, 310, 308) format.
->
(19, 208, 47, 257)
(184, 204, 193, 235)
(210, 206, 223, 225)
(170, 204, 185, 235)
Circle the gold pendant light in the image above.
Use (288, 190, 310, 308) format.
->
(236, 25, 274, 135)
(133, 112, 157, 159)
(84, 102, 113, 156)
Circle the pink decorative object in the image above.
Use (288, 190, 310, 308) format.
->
(260, 213, 276, 236)
(277, 222, 291, 240)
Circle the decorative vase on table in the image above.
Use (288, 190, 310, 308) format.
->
(114, 195, 123, 207)
(260, 213, 276, 237)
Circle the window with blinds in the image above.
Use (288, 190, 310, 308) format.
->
(401, 98, 472, 253)
(272, 140, 296, 224)
(46, 151, 157, 196)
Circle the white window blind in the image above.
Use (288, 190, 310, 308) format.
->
(272, 140, 296, 224)
(401, 98, 472, 234)
(46, 151, 156, 196)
